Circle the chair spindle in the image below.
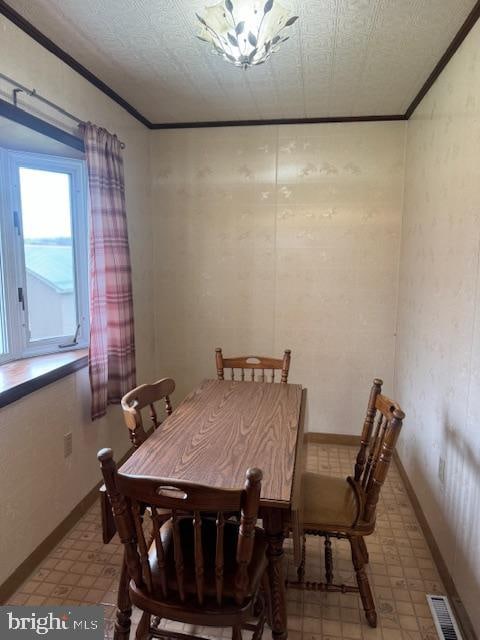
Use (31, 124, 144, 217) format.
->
(215, 347, 225, 380)
(132, 500, 153, 592)
(172, 510, 185, 602)
(366, 415, 388, 492)
(362, 412, 383, 489)
(193, 511, 205, 604)
(364, 409, 404, 522)
(151, 506, 168, 597)
(215, 512, 225, 605)
(355, 379, 382, 481)
(149, 403, 159, 430)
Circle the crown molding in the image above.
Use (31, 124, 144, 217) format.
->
(0, 0, 152, 128)
(405, 0, 480, 119)
(150, 114, 407, 129)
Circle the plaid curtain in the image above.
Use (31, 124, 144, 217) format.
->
(82, 123, 136, 420)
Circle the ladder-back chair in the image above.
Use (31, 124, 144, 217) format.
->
(98, 448, 269, 640)
(292, 378, 405, 628)
(215, 347, 291, 383)
(121, 378, 175, 449)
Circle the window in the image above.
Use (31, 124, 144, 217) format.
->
(0, 149, 88, 363)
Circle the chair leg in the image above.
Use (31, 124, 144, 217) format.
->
(252, 591, 267, 640)
(261, 571, 272, 627)
(324, 535, 333, 585)
(297, 534, 306, 582)
(135, 612, 150, 640)
(358, 536, 369, 564)
(232, 625, 242, 640)
(114, 552, 132, 640)
(350, 537, 377, 627)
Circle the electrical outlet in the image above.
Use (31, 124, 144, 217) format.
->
(438, 456, 446, 485)
(64, 432, 73, 458)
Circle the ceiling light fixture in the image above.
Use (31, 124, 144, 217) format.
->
(196, 0, 298, 69)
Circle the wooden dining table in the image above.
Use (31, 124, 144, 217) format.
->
(105, 378, 306, 640)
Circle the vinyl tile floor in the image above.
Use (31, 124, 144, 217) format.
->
(7, 443, 446, 640)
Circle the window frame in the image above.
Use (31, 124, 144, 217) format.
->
(0, 148, 89, 364)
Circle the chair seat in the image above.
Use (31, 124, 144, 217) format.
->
(148, 517, 268, 606)
(302, 472, 360, 531)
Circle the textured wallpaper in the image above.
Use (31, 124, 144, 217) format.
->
(395, 21, 480, 632)
(151, 121, 406, 434)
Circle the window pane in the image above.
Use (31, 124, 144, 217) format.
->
(18, 167, 77, 342)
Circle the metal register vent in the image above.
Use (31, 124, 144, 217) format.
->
(426, 595, 463, 640)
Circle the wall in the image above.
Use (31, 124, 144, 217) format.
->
(395, 20, 480, 632)
(151, 122, 405, 433)
(0, 15, 154, 585)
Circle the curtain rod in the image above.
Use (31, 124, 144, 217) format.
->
(0, 71, 126, 149)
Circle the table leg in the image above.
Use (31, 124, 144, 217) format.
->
(113, 550, 132, 640)
(263, 509, 288, 640)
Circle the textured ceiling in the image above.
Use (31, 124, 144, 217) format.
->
(5, 0, 477, 124)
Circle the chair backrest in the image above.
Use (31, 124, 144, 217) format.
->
(215, 347, 291, 383)
(121, 378, 175, 449)
(353, 378, 405, 525)
(98, 448, 262, 607)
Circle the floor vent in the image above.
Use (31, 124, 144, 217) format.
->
(427, 594, 463, 640)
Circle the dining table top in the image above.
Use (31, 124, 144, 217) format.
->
(120, 378, 304, 510)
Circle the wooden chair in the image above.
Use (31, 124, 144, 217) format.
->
(121, 378, 175, 449)
(291, 378, 405, 628)
(215, 347, 291, 383)
(98, 448, 269, 640)
(101, 378, 175, 545)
